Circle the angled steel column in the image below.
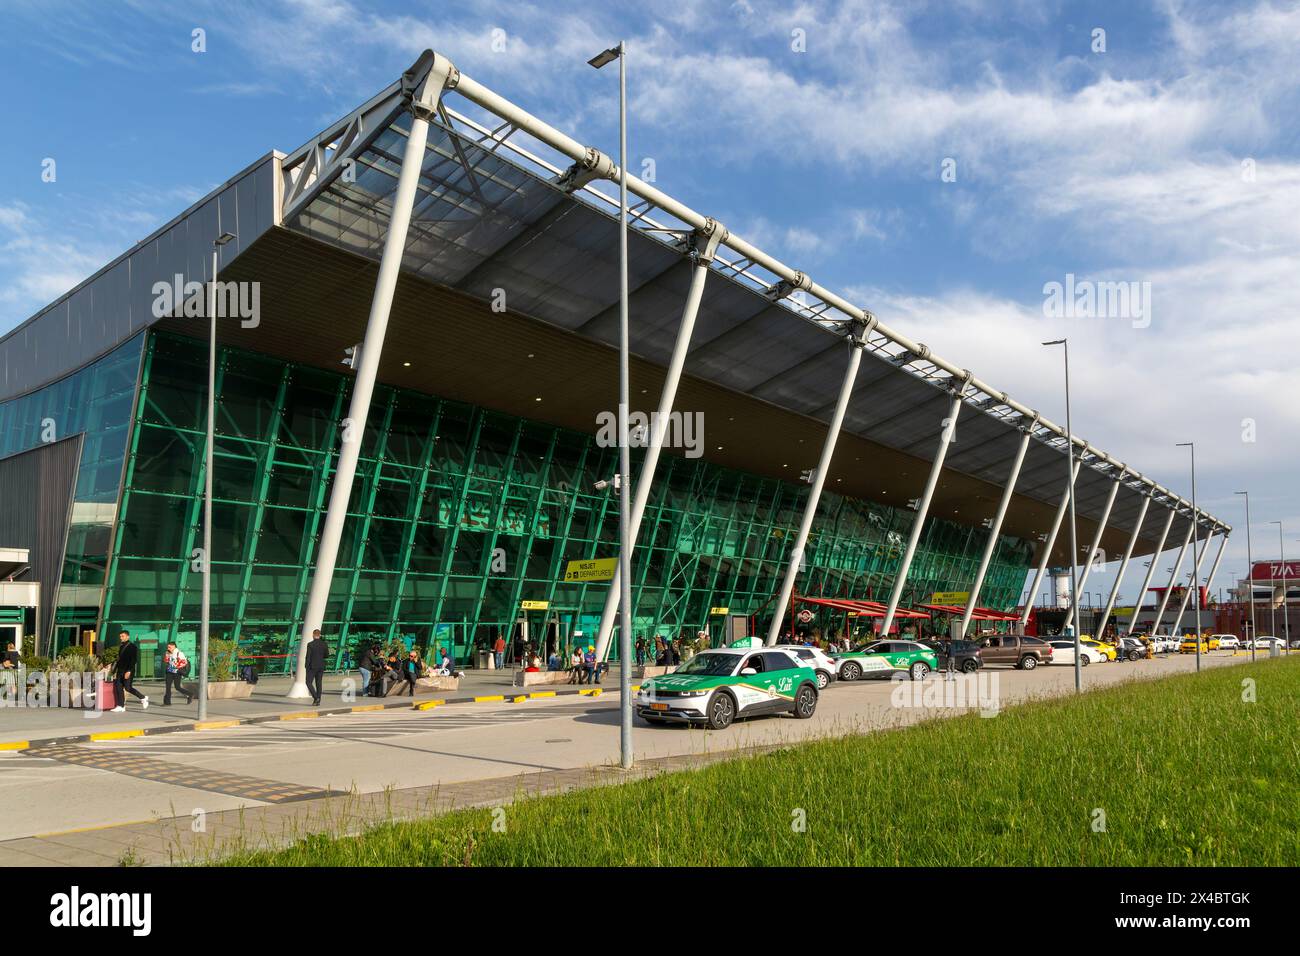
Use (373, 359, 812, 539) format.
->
(1169, 525, 1214, 638)
(1069, 468, 1126, 622)
(879, 380, 968, 638)
(958, 415, 1037, 638)
(764, 323, 872, 646)
(1150, 519, 1195, 637)
(1201, 530, 1229, 616)
(289, 56, 455, 698)
(1095, 492, 1153, 641)
(594, 220, 727, 662)
(1118, 505, 1175, 638)
(1019, 455, 1084, 627)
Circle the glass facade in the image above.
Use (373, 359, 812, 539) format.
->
(91, 331, 1034, 671)
(0, 333, 144, 650)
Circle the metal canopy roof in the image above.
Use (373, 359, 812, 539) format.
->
(268, 50, 1223, 555)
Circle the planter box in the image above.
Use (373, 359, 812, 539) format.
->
(514, 669, 581, 687)
(634, 665, 678, 678)
(414, 675, 460, 692)
(182, 679, 254, 700)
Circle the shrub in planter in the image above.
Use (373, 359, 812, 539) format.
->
(20, 654, 50, 672)
(48, 652, 105, 707)
(208, 638, 240, 682)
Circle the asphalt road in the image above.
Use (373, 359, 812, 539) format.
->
(0, 652, 1254, 843)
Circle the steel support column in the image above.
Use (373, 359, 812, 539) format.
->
(1094, 492, 1152, 641)
(1150, 520, 1195, 636)
(1070, 468, 1126, 622)
(958, 416, 1037, 638)
(1201, 531, 1229, 621)
(764, 324, 872, 646)
(1169, 526, 1214, 638)
(879, 382, 968, 637)
(1019, 455, 1084, 627)
(593, 220, 727, 662)
(1117, 506, 1175, 639)
(289, 57, 455, 698)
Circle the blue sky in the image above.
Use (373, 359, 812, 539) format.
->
(2, 0, 1297, 606)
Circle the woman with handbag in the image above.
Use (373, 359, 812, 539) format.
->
(162, 640, 194, 706)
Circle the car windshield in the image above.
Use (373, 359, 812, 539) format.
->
(675, 653, 738, 677)
(852, 642, 886, 654)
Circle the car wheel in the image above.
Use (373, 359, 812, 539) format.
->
(1020, 654, 1038, 671)
(961, 658, 979, 674)
(840, 661, 862, 682)
(1080, 654, 1090, 667)
(1129, 650, 1141, 661)
(814, 669, 830, 690)
(706, 690, 735, 730)
(793, 683, 817, 719)
(909, 661, 930, 681)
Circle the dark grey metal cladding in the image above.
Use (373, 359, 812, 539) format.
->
(0, 154, 278, 405)
(0, 435, 83, 646)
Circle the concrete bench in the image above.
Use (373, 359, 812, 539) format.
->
(416, 674, 461, 692)
(514, 669, 587, 687)
(375, 674, 460, 697)
(634, 664, 678, 678)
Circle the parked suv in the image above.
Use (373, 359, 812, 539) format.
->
(920, 639, 983, 673)
(977, 634, 1053, 670)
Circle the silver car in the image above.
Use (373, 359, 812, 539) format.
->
(776, 643, 837, 690)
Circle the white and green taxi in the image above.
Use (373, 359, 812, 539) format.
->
(635, 647, 819, 729)
(832, 640, 937, 682)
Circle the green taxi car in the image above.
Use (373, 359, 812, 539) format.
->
(832, 640, 937, 682)
(635, 647, 819, 729)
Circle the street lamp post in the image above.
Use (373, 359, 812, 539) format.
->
(589, 41, 633, 769)
(1176, 442, 1200, 671)
(200, 232, 236, 722)
(1043, 339, 1081, 692)
(1235, 491, 1254, 662)
(1271, 521, 1290, 655)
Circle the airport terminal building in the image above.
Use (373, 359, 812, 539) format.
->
(0, 52, 1228, 671)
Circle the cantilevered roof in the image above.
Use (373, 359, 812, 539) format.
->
(268, 50, 1224, 554)
(0, 49, 1228, 570)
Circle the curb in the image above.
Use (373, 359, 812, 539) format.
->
(5, 682, 627, 753)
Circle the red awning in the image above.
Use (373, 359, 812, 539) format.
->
(915, 603, 1020, 621)
(796, 596, 931, 619)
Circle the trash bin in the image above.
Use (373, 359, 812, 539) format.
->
(477, 649, 489, 670)
(1270, 642, 1281, 658)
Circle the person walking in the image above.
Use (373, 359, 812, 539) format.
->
(110, 630, 148, 712)
(161, 640, 193, 706)
(304, 628, 328, 705)
(634, 635, 646, 667)
(493, 632, 506, 670)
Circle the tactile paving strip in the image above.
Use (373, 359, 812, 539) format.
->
(24, 744, 332, 803)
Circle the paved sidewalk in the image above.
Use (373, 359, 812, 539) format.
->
(0, 651, 1268, 864)
(0, 741, 774, 866)
(0, 667, 624, 749)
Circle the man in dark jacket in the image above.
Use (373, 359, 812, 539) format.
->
(111, 630, 149, 712)
(304, 629, 329, 705)
(356, 643, 377, 698)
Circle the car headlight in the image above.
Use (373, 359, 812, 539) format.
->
(678, 689, 709, 698)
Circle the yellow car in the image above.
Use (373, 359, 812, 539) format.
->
(1082, 639, 1117, 661)
(1180, 635, 1218, 653)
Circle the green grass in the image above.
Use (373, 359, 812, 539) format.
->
(219, 657, 1300, 866)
